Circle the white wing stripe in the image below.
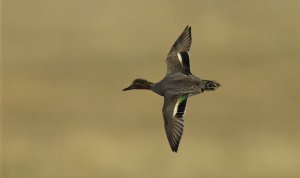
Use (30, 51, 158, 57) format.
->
(177, 53, 183, 66)
(173, 100, 180, 116)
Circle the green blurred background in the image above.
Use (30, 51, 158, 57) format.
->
(2, 0, 300, 177)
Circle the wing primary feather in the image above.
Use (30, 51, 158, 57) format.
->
(165, 26, 192, 74)
(163, 94, 189, 152)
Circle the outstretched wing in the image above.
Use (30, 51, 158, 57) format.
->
(166, 26, 192, 75)
(162, 94, 189, 152)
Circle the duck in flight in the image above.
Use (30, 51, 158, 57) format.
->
(123, 26, 220, 152)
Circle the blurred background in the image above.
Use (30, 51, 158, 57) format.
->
(2, 0, 300, 177)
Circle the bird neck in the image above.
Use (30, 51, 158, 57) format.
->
(136, 82, 153, 90)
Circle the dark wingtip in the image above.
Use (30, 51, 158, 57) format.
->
(186, 25, 191, 31)
(184, 25, 191, 33)
(171, 145, 179, 153)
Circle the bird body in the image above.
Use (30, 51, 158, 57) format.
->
(152, 73, 203, 96)
(123, 26, 220, 152)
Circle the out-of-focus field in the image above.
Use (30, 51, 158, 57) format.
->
(2, 0, 300, 177)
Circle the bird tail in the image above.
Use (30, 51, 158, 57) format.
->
(203, 80, 221, 91)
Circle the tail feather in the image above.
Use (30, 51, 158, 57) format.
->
(203, 80, 221, 91)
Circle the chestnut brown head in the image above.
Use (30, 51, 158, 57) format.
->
(123, 79, 153, 91)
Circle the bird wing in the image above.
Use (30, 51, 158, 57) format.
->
(162, 93, 189, 152)
(166, 26, 192, 75)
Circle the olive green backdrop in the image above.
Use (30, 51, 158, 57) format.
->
(2, 0, 300, 178)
